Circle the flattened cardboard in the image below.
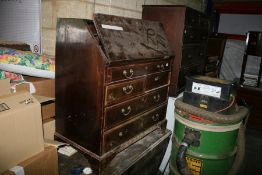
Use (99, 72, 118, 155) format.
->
(34, 95, 55, 120)
(0, 92, 44, 174)
(2, 146, 58, 175)
(0, 78, 11, 96)
(16, 76, 55, 98)
(43, 118, 55, 140)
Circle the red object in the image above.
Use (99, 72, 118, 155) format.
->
(214, 2, 262, 41)
(189, 114, 214, 124)
(219, 33, 246, 41)
(214, 2, 262, 14)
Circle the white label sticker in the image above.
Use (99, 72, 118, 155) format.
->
(10, 166, 25, 175)
(101, 24, 123, 31)
(192, 82, 221, 98)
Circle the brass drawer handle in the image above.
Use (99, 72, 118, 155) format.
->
(123, 69, 134, 79)
(118, 131, 123, 137)
(121, 106, 132, 116)
(154, 76, 160, 81)
(152, 113, 160, 122)
(157, 64, 165, 71)
(122, 85, 134, 94)
(118, 129, 128, 137)
(153, 94, 161, 102)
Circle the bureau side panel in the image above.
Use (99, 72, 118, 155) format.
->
(55, 18, 106, 155)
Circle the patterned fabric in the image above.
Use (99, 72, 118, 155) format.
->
(0, 47, 55, 72)
(0, 70, 24, 81)
(0, 70, 25, 90)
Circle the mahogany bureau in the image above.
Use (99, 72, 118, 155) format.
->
(55, 14, 173, 173)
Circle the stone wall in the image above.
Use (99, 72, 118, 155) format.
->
(42, 0, 204, 56)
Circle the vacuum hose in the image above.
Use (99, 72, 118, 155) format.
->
(176, 132, 197, 175)
(227, 124, 246, 175)
(175, 97, 248, 124)
(175, 97, 249, 175)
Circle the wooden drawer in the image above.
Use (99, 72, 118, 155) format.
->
(103, 104, 167, 152)
(106, 60, 171, 83)
(182, 46, 205, 67)
(107, 64, 147, 83)
(185, 9, 208, 30)
(146, 71, 170, 90)
(200, 17, 209, 29)
(183, 28, 208, 44)
(146, 60, 171, 74)
(105, 78, 145, 106)
(104, 86, 168, 129)
(185, 8, 200, 28)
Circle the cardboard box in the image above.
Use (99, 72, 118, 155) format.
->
(0, 79, 10, 95)
(16, 76, 55, 98)
(34, 95, 55, 120)
(4, 77, 55, 120)
(2, 146, 59, 175)
(0, 87, 44, 173)
(15, 77, 56, 120)
(43, 118, 56, 140)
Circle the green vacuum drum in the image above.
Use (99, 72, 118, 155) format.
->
(169, 98, 248, 175)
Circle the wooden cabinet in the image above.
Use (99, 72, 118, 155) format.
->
(55, 14, 173, 174)
(142, 5, 209, 96)
(240, 31, 262, 87)
(204, 35, 226, 77)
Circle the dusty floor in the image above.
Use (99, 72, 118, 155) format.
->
(58, 127, 262, 175)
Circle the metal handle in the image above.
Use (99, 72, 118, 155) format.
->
(153, 94, 161, 102)
(119, 131, 123, 137)
(187, 55, 192, 58)
(152, 113, 160, 122)
(123, 69, 134, 79)
(154, 76, 160, 81)
(119, 129, 128, 137)
(122, 85, 134, 94)
(121, 106, 132, 116)
(157, 64, 165, 71)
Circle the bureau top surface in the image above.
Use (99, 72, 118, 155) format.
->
(93, 13, 173, 62)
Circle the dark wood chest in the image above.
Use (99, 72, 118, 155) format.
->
(55, 14, 173, 174)
(142, 5, 209, 96)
